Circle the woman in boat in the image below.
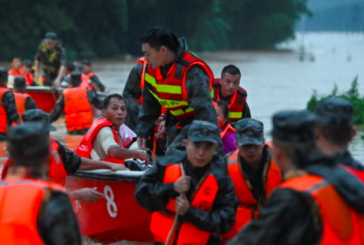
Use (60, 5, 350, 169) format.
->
(216, 100, 237, 155)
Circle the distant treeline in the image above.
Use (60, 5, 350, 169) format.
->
(1, 0, 310, 61)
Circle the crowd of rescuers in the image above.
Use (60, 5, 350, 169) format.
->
(1, 25, 364, 245)
(6, 31, 107, 91)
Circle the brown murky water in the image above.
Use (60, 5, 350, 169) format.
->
(1, 32, 364, 244)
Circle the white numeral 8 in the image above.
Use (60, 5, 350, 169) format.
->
(104, 185, 117, 218)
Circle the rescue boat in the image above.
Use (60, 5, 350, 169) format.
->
(65, 170, 153, 244)
(14, 86, 107, 115)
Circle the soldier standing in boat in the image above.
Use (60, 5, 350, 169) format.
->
(0, 122, 82, 244)
(0, 68, 21, 141)
(221, 118, 281, 243)
(50, 71, 102, 135)
(134, 27, 220, 154)
(213, 65, 251, 126)
(34, 32, 67, 87)
(135, 120, 238, 245)
(228, 110, 364, 245)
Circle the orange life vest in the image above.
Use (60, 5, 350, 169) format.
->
(213, 79, 247, 124)
(13, 92, 29, 122)
(150, 164, 219, 245)
(63, 87, 93, 132)
(80, 74, 93, 90)
(0, 87, 11, 133)
(1, 137, 68, 186)
(137, 57, 147, 105)
(0, 178, 65, 245)
(144, 51, 214, 120)
(8, 69, 22, 76)
(76, 117, 125, 164)
(340, 165, 364, 184)
(224, 149, 281, 239)
(85, 72, 95, 79)
(281, 174, 364, 245)
(221, 124, 236, 139)
(24, 73, 33, 86)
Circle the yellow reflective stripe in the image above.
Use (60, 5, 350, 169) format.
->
(147, 88, 188, 108)
(229, 112, 243, 119)
(145, 73, 182, 94)
(171, 107, 194, 116)
(210, 89, 214, 98)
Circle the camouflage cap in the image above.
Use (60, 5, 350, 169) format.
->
(315, 97, 354, 126)
(235, 118, 264, 146)
(22, 109, 57, 131)
(272, 110, 316, 143)
(188, 120, 220, 144)
(44, 32, 57, 43)
(7, 122, 50, 166)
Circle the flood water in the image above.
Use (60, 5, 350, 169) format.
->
(2, 32, 364, 245)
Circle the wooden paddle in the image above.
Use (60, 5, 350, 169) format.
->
(165, 162, 186, 245)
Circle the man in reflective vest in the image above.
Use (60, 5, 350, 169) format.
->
(213, 65, 251, 125)
(135, 120, 238, 245)
(228, 110, 364, 245)
(82, 59, 107, 92)
(315, 97, 364, 171)
(34, 32, 66, 87)
(222, 118, 281, 242)
(13, 76, 38, 120)
(135, 27, 219, 154)
(0, 122, 82, 244)
(50, 71, 102, 135)
(0, 68, 21, 141)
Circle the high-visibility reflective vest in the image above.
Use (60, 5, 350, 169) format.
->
(80, 74, 93, 90)
(282, 174, 364, 245)
(76, 117, 125, 164)
(150, 164, 218, 245)
(223, 149, 281, 240)
(144, 51, 214, 120)
(13, 92, 29, 122)
(0, 87, 11, 133)
(63, 87, 93, 132)
(221, 124, 235, 139)
(0, 178, 65, 245)
(1, 137, 68, 186)
(213, 79, 247, 124)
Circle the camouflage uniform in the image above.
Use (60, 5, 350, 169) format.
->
(0, 85, 20, 141)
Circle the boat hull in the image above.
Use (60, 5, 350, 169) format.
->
(65, 170, 153, 244)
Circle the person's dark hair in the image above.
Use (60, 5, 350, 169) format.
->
(70, 72, 82, 87)
(0, 68, 8, 84)
(102, 94, 126, 109)
(14, 76, 26, 90)
(82, 59, 91, 66)
(217, 100, 230, 127)
(139, 27, 179, 53)
(221, 65, 241, 79)
(22, 59, 33, 68)
(66, 62, 75, 72)
(316, 122, 352, 147)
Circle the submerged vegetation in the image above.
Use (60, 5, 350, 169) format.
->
(307, 76, 364, 124)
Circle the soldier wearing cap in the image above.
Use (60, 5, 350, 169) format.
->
(82, 59, 107, 92)
(13, 76, 38, 120)
(315, 97, 364, 170)
(34, 32, 67, 86)
(1, 109, 128, 203)
(228, 110, 364, 245)
(221, 118, 281, 242)
(135, 120, 237, 245)
(0, 67, 21, 140)
(50, 71, 102, 135)
(0, 122, 82, 244)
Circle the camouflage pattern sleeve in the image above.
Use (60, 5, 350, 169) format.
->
(25, 97, 38, 110)
(2, 92, 20, 123)
(184, 65, 219, 126)
(135, 76, 161, 138)
(122, 63, 144, 131)
(50, 94, 65, 123)
(87, 89, 102, 110)
(242, 102, 251, 119)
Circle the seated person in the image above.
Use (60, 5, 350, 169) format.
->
(135, 120, 238, 245)
(222, 118, 281, 243)
(216, 100, 236, 155)
(75, 62, 100, 91)
(1, 109, 129, 203)
(21, 59, 38, 86)
(7, 56, 23, 86)
(76, 94, 149, 166)
(213, 65, 251, 126)
(13, 76, 38, 121)
(82, 59, 107, 92)
(50, 71, 102, 135)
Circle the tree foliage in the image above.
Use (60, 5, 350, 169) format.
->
(0, 0, 310, 60)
